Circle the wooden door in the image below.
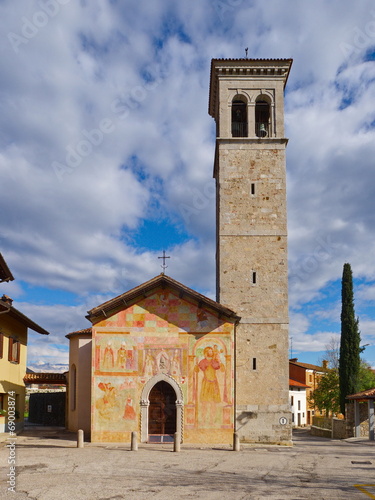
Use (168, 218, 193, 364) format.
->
(148, 381, 176, 436)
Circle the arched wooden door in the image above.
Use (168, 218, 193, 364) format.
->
(148, 381, 177, 439)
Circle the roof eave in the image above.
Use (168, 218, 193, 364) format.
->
(0, 253, 14, 282)
(5, 306, 50, 335)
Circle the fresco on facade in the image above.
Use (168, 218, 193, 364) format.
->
(185, 336, 232, 429)
(99, 290, 223, 333)
(91, 289, 234, 439)
(95, 338, 137, 374)
(94, 376, 138, 431)
(141, 347, 186, 380)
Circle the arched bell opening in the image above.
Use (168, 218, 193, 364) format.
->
(231, 97, 248, 137)
(255, 98, 270, 137)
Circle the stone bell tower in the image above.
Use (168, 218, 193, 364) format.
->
(209, 58, 293, 444)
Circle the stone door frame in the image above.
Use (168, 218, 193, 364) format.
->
(140, 373, 183, 443)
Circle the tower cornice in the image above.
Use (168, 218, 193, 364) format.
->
(209, 58, 293, 119)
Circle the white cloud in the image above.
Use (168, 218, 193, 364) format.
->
(0, 0, 375, 369)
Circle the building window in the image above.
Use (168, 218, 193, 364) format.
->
(298, 400, 301, 411)
(231, 97, 248, 137)
(255, 98, 270, 137)
(0, 332, 3, 358)
(291, 395, 294, 406)
(251, 183, 255, 195)
(252, 271, 257, 284)
(8, 338, 20, 364)
(253, 358, 257, 370)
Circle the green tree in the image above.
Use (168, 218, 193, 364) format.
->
(358, 361, 375, 391)
(339, 263, 361, 415)
(309, 368, 340, 415)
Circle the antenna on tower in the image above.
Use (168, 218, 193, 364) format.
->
(245, 47, 248, 59)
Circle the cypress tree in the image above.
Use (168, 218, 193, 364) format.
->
(339, 263, 361, 415)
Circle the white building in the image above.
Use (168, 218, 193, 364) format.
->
(289, 379, 309, 427)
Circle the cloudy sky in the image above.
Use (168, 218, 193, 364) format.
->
(0, 0, 374, 372)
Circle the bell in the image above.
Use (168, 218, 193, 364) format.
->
(259, 123, 267, 137)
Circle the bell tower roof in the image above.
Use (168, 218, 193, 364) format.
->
(209, 58, 293, 119)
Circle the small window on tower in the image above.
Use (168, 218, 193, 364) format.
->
(251, 183, 255, 195)
(253, 358, 257, 370)
(252, 271, 257, 284)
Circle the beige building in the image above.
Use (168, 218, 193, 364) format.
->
(67, 57, 293, 444)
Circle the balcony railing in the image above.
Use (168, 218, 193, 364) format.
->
(232, 122, 248, 137)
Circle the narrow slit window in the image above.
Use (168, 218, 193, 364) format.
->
(252, 271, 257, 284)
(253, 358, 257, 370)
(251, 183, 255, 195)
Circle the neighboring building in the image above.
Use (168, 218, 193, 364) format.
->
(0, 253, 49, 434)
(289, 358, 328, 425)
(347, 387, 375, 441)
(0, 295, 49, 433)
(289, 378, 309, 427)
(67, 57, 293, 445)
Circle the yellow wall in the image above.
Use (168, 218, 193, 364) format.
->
(0, 314, 27, 432)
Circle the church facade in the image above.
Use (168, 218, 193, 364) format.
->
(67, 57, 293, 445)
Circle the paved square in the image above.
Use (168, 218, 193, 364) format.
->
(1, 428, 374, 499)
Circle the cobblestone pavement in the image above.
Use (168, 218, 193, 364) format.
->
(1, 427, 374, 499)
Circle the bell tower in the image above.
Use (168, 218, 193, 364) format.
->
(209, 58, 293, 444)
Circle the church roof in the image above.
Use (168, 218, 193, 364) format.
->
(86, 274, 240, 325)
(0, 252, 14, 282)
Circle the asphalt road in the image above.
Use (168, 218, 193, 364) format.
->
(1, 427, 374, 499)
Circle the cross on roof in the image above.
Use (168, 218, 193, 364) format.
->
(158, 250, 170, 272)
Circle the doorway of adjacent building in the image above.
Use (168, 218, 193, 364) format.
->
(148, 381, 176, 442)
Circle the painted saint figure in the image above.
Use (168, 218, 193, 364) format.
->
(195, 346, 225, 425)
(102, 341, 114, 370)
(143, 350, 155, 378)
(123, 396, 136, 420)
(117, 342, 127, 369)
(170, 349, 181, 378)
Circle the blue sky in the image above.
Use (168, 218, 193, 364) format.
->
(0, 0, 375, 371)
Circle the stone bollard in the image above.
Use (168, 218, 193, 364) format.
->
(77, 429, 84, 448)
(233, 432, 240, 451)
(173, 432, 181, 452)
(131, 431, 138, 451)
